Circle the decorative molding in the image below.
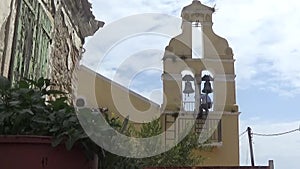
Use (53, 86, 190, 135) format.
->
(214, 74, 236, 82)
(202, 58, 235, 63)
(161, 73, 182, 81)
(202, 141, 223, 147)
(184, 58, 235, 63)
(223, 111, 241, 116)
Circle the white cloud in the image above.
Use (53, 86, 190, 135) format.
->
(82, 13, 182, 70)
(212, 0, 300, 96)
(87, 0, 300, 97)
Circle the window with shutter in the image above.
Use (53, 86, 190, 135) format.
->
(10, 0, 52, 82)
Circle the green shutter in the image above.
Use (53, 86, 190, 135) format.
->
(12, 0, 52, 82)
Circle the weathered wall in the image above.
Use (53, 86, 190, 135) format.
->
(0, 0, 17, 77)
(50, 0, 103, 98)
(0, 0, 103, 98)
(50, 4, 83, 96)
(0, 0, 12, 61)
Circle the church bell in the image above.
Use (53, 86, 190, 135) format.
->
(201, 74, 213, 94)
(202, 81, 213, 94)
(182, 74, 195, 96)
(183, 81, 194, 96)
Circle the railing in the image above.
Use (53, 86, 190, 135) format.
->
(183, 101, 195, 112)
(164, 112, 222, 144)
(178, 114, 222, 143)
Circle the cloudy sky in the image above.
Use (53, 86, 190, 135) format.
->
(83, 0, 300, 168)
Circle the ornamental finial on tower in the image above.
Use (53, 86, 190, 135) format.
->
(192, 0, 201, 4)
(181, 0, 214, 23)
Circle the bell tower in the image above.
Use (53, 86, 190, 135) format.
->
(162, 0, 240, 166)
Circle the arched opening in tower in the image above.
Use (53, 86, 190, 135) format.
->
(200, 70, 214, 114)
(181, 70, 196, 112)
(192, 22, 203, 59)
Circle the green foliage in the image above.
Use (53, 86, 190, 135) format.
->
(0, 76, 99, 159)
(0, 77, 52, 135)
(99, 118, 204, 169)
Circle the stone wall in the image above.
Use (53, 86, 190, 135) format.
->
(50, 0, 103, 99)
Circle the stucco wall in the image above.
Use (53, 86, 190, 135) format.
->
(76, 65, 161, 123)
(161, 1, 240, 166)
(192, 113, 240, 166)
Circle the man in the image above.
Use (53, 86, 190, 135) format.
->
(197, 94, 212, 119)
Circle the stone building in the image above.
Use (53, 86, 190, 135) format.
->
(0, 0, 103, 94)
